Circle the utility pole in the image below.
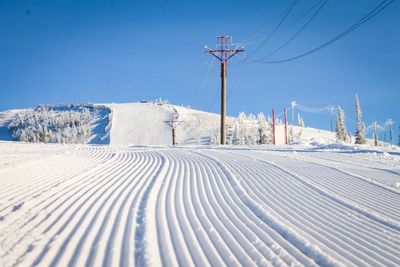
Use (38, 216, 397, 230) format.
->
(272, 108, 276, 145)
(164, 111, 184, 145)
(284, 108, 288, 144)
(205, 36, 244, 145)
(290, 101, 296, 142)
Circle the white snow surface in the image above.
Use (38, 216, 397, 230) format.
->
(0, 141, 400, 267)
(107, 102, 224, 146)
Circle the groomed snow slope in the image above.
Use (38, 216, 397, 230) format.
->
(107, 103, 224, 146)
(1, 142, 399, 267)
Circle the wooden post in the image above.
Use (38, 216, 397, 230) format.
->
(220, 62, 226, 145)
(272, 108, 276, 145)
(172, 127, 176, 145)
(284, 108, 288, 144)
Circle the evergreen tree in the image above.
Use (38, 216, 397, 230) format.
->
(231, 121, 240, 145)
(336, 106, 348, 142)
(238, 112, 247, 145)
(371, 121, 379, 146)
(297, 113, 305, 127)
(385, 119, 394, 146)
(257, 112, 271, 144)
(355, 94, 366, 144)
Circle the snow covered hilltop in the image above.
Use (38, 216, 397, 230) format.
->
(0, 101, 335, 146)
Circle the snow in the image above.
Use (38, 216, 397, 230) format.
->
(0, 141, 399, 267)
(0, 104, 111, 144)
(0, 102, 400, 266)
(107, 102, 223, 146)
(1, 102, 337, 146)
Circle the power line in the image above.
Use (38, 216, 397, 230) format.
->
(192, 49, 217, 107)
(236, 0, 299, 47)
(254, 0, 328, 61)
(247, 0, 298, 59)
(284, 0, 325, 29)
(251, 0, 394, 64)
(198, 57, 215, 106)
(227, 54, 247, 104)
(191, 57, 208, 104)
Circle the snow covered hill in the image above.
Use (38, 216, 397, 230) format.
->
(107, 102, 224, 146)
(0, 101, 338, 146)
(0, 142, 399, 266)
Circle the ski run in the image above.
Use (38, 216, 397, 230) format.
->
(0, 142, 399, 267)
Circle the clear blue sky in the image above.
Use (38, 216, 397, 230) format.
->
(0, 0, 399, 139)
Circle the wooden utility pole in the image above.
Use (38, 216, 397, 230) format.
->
(272, 108, 276, 145)
(164, 111, 184, 145)
(205, 36, 244, 145)
(284, 108, 288, 144)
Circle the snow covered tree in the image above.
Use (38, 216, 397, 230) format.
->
(257, 112, 271, 144)
(354, 94, 366, 144)
(209, 129, 219, 145)
(385, 119, 394, 146)
(231, 120, 241, 145)
(398, 124, 400, 147)
(336, 106, 349, 142)
(297, 113, 305, 127)
(8, 106, 92, 144)
(371, 121, 379, 146)
(230, 112, 271, 145)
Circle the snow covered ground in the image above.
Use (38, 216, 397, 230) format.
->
(0, 141, 399, 267)
(106, 102, 227, 146)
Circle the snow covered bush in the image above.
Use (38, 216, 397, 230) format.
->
(8, 106, 92, 143)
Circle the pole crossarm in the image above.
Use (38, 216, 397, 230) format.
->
(164, 121, 185, 128)
(205, 49, 245, 62)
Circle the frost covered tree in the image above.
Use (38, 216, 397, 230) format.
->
(8, 106, 92, 144)
(257, 112, 272, 144)
(336, 106, 348, 142)
(398, 124, 400, 147)
(231, 120, 241, 145)
(230, 112, 272, 145)
(238, 112, 247, 145)
(354, 95, 366, 144)
(371, 121, 379, 146)
(385, 119, 394, 146)
(297, 113, 305, 127)
(209, 129, 219, 145)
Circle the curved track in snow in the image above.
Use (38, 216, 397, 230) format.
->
(0, 143, 399, 267)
